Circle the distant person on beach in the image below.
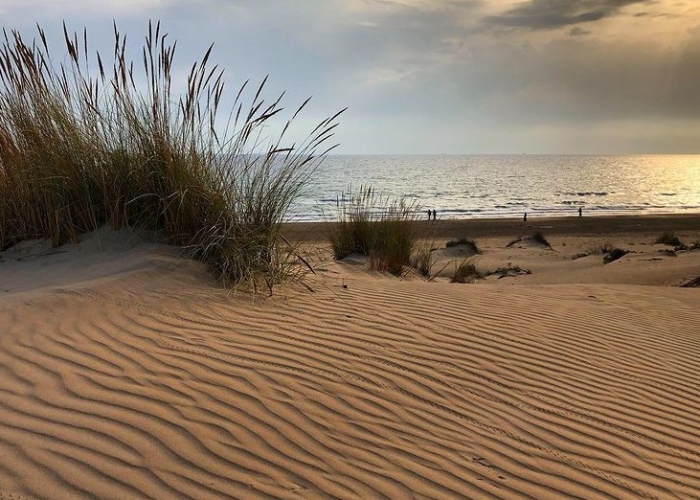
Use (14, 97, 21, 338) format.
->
(578, 207, 583, 218)
(427, 209, 432, 221)
(432, 209, 437, 220)
(523, 212, 527, 222)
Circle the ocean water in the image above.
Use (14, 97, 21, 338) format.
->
(287, 154, 700, 222)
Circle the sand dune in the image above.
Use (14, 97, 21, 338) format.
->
(2, 223, 700, 499)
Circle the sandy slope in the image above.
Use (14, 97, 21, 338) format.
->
(1, 225, 700, 499)
(429, 235, 700, 286)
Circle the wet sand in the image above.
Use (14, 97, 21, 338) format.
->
(283, 213, 700, 242)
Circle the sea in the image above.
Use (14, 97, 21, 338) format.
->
(287, 154, 700, 222)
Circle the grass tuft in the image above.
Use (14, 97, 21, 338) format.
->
(655, 232, 683, 247)
(450, 259, 482, 283)
(532, 231, 551, 247)
(0, 22, 343, 290)
(603, 248, 629, 264)
(412, 239, 436, 278)
(327, 186, 419, 275)
(572, 242, 614, 260)
(596, 243, 614, 254)
(486, 263, 532, 278)
(507, 232, 551, 249)
(445, 237, 479, 254)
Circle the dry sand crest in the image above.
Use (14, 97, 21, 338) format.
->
(1, 217, 700, 499)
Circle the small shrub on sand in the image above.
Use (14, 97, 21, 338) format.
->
(507, 232, 551, 249)
(445, 238, 480, 254)
(572, 242, 614, 260)
(603, 248, 629, 264)
(532, 231, 551, 247)
(596, 243, 614, 254)
(450, 259, 482, 283)
(655, 232, 683, 247)
(328, 186, 419, 275)
(412, 240, 435, 278)
(0, 22, 343, 289)
(486, 263, 532, 278)
(681, 275, 700, 287)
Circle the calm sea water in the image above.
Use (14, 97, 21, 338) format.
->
(288, 154, 700, 222)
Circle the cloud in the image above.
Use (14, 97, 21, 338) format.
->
(1, 0, 698, 153)
(486, 0, 651, 30)
(0, 0, 170, 17)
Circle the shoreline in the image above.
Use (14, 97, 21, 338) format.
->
(282, 212, 700, 242)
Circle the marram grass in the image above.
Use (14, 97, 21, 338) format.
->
(0, 22, 343, 289)
(328, 186, 420, 275)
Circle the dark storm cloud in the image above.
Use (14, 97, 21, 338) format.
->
(487, 0, 651, 29)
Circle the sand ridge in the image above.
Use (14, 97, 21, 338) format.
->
(2, 225, 700, 500)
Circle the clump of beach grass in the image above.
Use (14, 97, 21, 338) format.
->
(450, 258, 482, 283)
(603, 248, 629, 264)
(655, 232, 683, 247)
(532, 231, 551, 247)
(0, 22, 343, 289)
(445, 237, 480, 254)
(507, 231, 552, 249)
(328, 186, 419, 275)
(486, 263, 532, 278)
(594, 243, 615, 254)
(412, 239, 436, 278)
(572, 242, 614, 260)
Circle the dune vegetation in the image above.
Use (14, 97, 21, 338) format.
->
(0, 22, 343, 288)
(327, 186, 419, 275)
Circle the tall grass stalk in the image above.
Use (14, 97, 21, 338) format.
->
(328, 186, 419, 275)
(0, 22, 343, 288)
(412, 239, 436, 278)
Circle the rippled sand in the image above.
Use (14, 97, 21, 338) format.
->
(2, 218, 700, 499)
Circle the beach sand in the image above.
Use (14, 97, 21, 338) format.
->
(1, 215, 700, 499)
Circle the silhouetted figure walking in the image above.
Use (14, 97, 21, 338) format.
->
(432, 209, 437, 220)
(578, 207, 582, 218)
(523, 212, 527, 222)
(427, 209, 432, 221)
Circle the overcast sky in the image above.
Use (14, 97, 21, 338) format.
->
(2, 0, 699, 154)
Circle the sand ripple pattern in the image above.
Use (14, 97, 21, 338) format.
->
(1, 277, 700, 499)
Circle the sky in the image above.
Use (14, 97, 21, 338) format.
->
(1, 0, 699, 154)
